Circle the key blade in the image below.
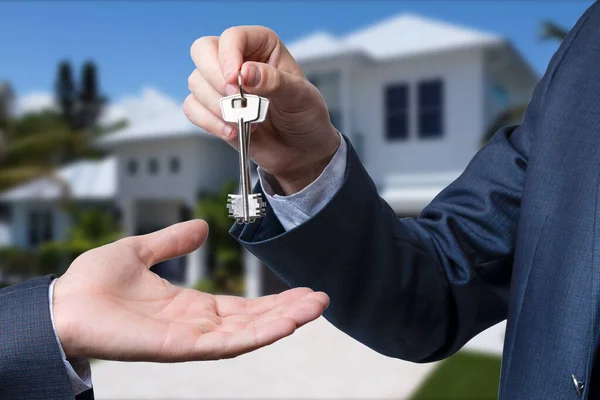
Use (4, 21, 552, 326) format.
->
(226, 194, 265, 222)
(220, 94, 261, 123)
(246, 194, 266, 218)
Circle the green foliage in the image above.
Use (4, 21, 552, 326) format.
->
(67, 207, 121, 246)
(481, 104, 527, 146)
(0, 60, 115, 192)
(195, 181, 244, 295)
(36, 240, 90, 276)
(0, 109, 106, 191)
(540, 21, 568, 42)
(0, 247, 37, 277)
(56, 60, 107, 131)
(0, 81, 14, 131)
(0, 207, 121, 280)
(195, 278, 217, 294)
(482, 20, 565, 146)
(411, 351, 502, 400)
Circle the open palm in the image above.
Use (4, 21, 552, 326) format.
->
(52, 220, 329, 362)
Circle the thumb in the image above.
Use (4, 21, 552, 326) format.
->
(240, 61, 304, 103)
(120, 219, 209, 268)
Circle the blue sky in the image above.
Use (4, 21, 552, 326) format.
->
(0, 1, 595, 104)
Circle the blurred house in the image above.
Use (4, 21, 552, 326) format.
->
(291, 13, 537, 214)
(0, 158, 116, 248)
(0, 13, 536, 323)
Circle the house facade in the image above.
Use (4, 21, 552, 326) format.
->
(0, 14, 537, 304)
(290, 13, 537, 215)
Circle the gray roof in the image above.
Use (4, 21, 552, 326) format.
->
(0, 157, 116, 202)
(288, 13, 504, 62)
(96, 110, 212, 147)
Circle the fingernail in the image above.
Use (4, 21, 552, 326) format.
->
(223, 124, 234, 138)
(223, 62, 234, 81)
(246, 64, 261, 87)
(225, 84, 237, 96)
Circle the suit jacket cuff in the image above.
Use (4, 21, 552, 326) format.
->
(257, 131, 348, 231)
(49, 279, 93, 396)
(0, 275, 77, 399)
(230, 137, 377, 287)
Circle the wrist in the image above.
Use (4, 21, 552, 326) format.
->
(271, 126, 340, 195)
(52, 277, 79, 359)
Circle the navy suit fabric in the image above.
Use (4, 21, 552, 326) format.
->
(0, 275, 93, 399)
(232, 2, 600, 398)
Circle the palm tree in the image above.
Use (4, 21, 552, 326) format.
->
(0, 110, 82, 197)
(482, 21, 568, 144)
(0, 61, 114, 194)
(540, 20, 569, 41)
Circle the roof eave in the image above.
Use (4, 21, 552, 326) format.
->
(95, 129, 216, 149)
(295, 49, 372, 66)
(294, 38, 505, 66)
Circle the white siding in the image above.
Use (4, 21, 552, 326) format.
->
(10, 202, 70, 248)
(351, 48, 487, 184)
(115, 136, 238, 206)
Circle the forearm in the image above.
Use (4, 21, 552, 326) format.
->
(234, 140, 457, 362)
(233, 124, 528, 362)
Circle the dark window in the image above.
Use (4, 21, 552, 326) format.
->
(41, 212, 53, 242)
(28, 211, 40, 247)
(28, 211, 53, 247)
(169, 157, 180, 174)
(127, 159, 137, 175)
(385, 84, 409, 140)
(418, 79, 444, 138)
(148, 158, 159, 175)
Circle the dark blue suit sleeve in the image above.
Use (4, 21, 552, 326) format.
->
(230, 3, 594, 363)
(0, 275, 92, 400)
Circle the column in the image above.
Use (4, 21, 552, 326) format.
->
(243, 248, 262, 298)
(184, 198, 206, 287)
(121, 199, 136, 237)
(186, 245, 206, 288)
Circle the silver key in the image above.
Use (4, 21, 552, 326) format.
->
(220, 72, 270, 224)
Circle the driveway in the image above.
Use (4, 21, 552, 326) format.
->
(92, 317, 505, 399)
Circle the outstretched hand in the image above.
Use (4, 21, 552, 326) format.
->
(52, 220, 329, 362)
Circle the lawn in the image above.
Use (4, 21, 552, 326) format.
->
(410, 351, 502, 400)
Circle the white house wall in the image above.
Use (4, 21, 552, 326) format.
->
(135, 200, 181, 231)
(10, 202, 70, 248)
(351, 48, 486, 184)
(115, 136, 239, 206)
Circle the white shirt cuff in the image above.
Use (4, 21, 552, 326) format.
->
(258, 132, 348, 231)
(48, 278, 93, 396)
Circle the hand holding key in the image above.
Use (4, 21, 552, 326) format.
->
(221, 73, 268, 223)
(184, 26, 341, 195)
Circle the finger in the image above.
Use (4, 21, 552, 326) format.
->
(218, 26, 280, 82)
(194, 318, 297, 360)
(245, 292, 329, 330)
(190, 36, 228, 94)
(187, 69, 226, 116)
(183, 94, 236, 142)
(214, 287, 314, 317)
(240, 61, 306, 106)
(120, 219, 209, 268)
(199, 295, 327, 359)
